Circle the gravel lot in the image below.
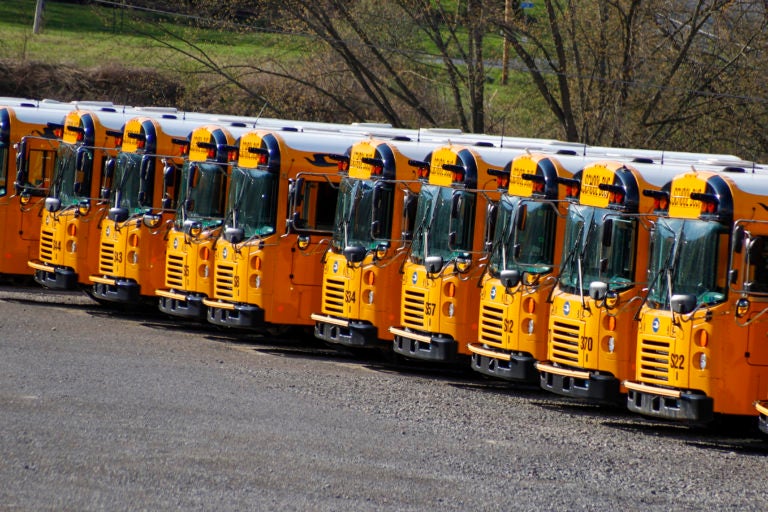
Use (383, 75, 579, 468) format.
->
(1, 286, 767, 511)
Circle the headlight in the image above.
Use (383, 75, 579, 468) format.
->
(605, 292, 618, 309)
(526, 319, 534, 334)
(364, 289, 374, 304)
(297, 235, 310, 250)
(20, 191, 30, 205)
(447, 302, 455, 318)
(607, 336, 615, 353)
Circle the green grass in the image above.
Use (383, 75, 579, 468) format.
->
(0, 0, 291, 68)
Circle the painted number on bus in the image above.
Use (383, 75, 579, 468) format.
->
(425, 302, 436, 315)
(670, 354, 685, 370)
(345, 291, 356, 303)
(580, 336, 594, 351)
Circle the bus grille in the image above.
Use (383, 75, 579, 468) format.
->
(322, 277, 345, 315)
(402, 289, 426, 329)
(166, 254, 185, 288)
(478, 303, 505, 345)
(98, 241, 116, 274)
(40, 229, 55, 263)
(551, 319, 580, 365)
(638, 338, 670, 384)
(214, 263, 235, 299)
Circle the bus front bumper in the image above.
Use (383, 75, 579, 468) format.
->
(624, 380, 714, 423)
(311, 313, 382, 348)
(204, 299, 265, 328)
(29, 261, 77, 290)
(468, 343, 538, 383)
(389, 326, 457, 362)
(156, 289, 207, 320)
(755, 401, 768, 434)
(535, 361, 621, 404)
(90, 276, 140, 303)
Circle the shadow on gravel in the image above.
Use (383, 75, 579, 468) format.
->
(602, 416, 768, 453)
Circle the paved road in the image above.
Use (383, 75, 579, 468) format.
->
(1, 286, 767, 511)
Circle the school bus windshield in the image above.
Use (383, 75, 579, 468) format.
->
(331, 178, 393, 252)
(111, 152, 151, 214)
(225, 166, 277, 238)
(409, 184, 475, 264)
(646, 218, 727, 309)
(51, 143, 93, 207)
(559, 204, 636, 294)
(489, 196, 557, 276)
(175, 161, 226, 229)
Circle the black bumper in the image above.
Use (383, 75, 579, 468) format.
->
(471, 352, 538, 384)
(314, 319, 383, 348)
(34, 267, 77, 290)
(539, 367, 621, 404)
(627, 387, 714, 423)
(158, 293, 206, 320)
(392, 332, 458, 362)
(92, 279, 140, 303)
(207, 302, 265, 328)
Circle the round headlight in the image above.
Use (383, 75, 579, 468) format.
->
(607, 336, 615, 353)
(365, 289, 374, 304)
(189, 223, 202, 238)
(605, 292, 619, 309)
(297, 235, 310, 250)
(526, 318, 534, 334)
(447, 302, 455, 318)
(20, 191, 30, 206)
(699, 353, 707, 370)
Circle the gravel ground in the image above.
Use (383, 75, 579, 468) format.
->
(0, 286, 767, 511)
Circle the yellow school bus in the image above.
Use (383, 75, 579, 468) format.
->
(156, 123, 250, 320)
(534, 160, 694, 403)
(203, 129, 376, 329)
(88, 115, 208, 304)
(310, 138, 440, 347)
(387, 143, 537, 363)
(467, 152, 589, 381)
(617, 168, 768, 423)
(0, 102, 74, 277)
(28, 108, 132, 289)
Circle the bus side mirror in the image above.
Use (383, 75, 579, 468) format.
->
(671, 294, 697, 314)
(163, 163, 177, 189)
(484, 202, 497, 252)
(289, 177, 305, 208)
(451, 191, 462, 219)
(589, 281, 608, 301)
(425, 255, 444, 275)
(500, 269, 520, 288)
(733, 225, 745, 254)
(602, 218, 613, 247)
(516, 203, 527, 231)
(402, 192, 418, 241)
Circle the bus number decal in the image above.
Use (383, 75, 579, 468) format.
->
(233, 276, 240, 288)
(503, 319, 514, 333)
(580, 336, 594, 351)
(670, 354, 685, 370)
(115, 252, 123, 263)
(183, 265, 189, 277)
(425, 302, 436, 316)
(345, 291, 356, 303)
